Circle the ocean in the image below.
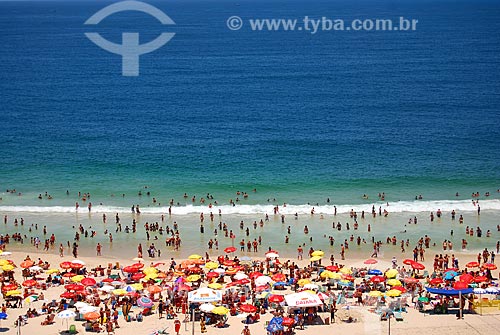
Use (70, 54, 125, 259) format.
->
(0, 0, 499, 259)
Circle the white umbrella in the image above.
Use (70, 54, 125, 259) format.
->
(234, 272, 249, 280)
(303, 283, 319, 290)
(29, 265, 43, 271)
(99, 285, 114, 292)
(79, 305, 99, 314)
(284, 292, 323, 307)
(57, 310, 76, 330)
(74, 301, 89, 309)
(486, 287, 499, 294)
(188, 287, 223, 303)
(213, 268, 225, 274)
(199, 303, 215, 313)
(266, 252, 279, 258)
(71, 259, 85, 265)
(0, 252, 12, 256)
(474, 288, 487, 294)
(255, 276, 272, 286)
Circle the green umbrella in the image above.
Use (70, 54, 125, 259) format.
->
(418, 297, 429, 302)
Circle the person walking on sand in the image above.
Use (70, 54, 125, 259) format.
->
(174, 318, 181, 335)
(241, 325, 251, 335)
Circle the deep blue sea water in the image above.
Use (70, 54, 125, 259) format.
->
(0, 0, 499, 209)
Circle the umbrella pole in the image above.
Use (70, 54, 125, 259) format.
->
(192, 306, 195, 335)
(459, 291, 462, 319)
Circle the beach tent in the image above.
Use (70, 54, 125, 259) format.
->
(284, 292, 323, 307)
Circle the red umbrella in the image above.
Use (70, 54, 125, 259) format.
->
(60, 262, 72, 269)
(65, 284, 85, 291)
(223, 260, 235, 267)
(271, 273, 286, 282)
(392, 286, 407, 293)
(131, 273, 146, 281)
(342, 274, 354, 281)
(249, 271, 263, 279)
(411, 262, 425, 270)
(429, 278, 444, 285)
(70, 263, 83, 269)
(177, 283, 192, 291)
(60, 292, 76, 299)
(206, 272, 219, 279)
(268, 295, 284, 303)
(239, 304, 258, 313)
(2, 284, 18, 292)
(325, 265, 339, 272)
(466, 261, 480, 268)
(131, 262, 144, 269)
(282, 317, 295, 327)
(404, 277, 419, 284)
(236, 278, 250, 286)
(224, 247, 236, 253)
(123, 266, 139, 273)
(482, 263, 497, 270)
(81, 278, 97, 287)
(364, 259, 378, 265)
(152, 262, 166, 267)
(63, 272, 77, 278)
(444, 268, 459, 273)
(402, 259, 415, 265)
(370, 276, 385, 284)
(22, 279, 38, 287)
(459, 273, 473, 284)
(83, 311, 100, 321)
(474, 276, 488, 283)
(101, 278, 114, 283)
(453, 281, 468, 290)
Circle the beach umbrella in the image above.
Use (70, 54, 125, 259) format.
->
(234, 278, 250, 286)
(370, 276, 385, 284)
(143, 267, 158, 274)
(74, 301, 89, 309)
(364, 258, 378, 265)
(205, 261, 219, 270)
(411, 262, 425, 270)
(342, 274, 355, 281)
(311, 250, 325, 257)
(60, 292, 76, 299)
(20, 260, 34, 269)
(71, 275, 85, 282)
(212, 306, 229, 315)
(459, 273, 474, 284)
(84, 311, 100, 321)
(482, 263, 497, 270)
(212, 268, 225, 274)
(131, 262, 144, 269)
(369, 291, 383, 297)
(199, 303, 215, 313)
(474, 276, 488, 283)
(177, 283, 192, 291)
(62, 272, 77, 278)
(147, 285, 162, 294)
(81, 277, 97, 286)
(112, 289, 127, 296)
(60, 262, 72, 269)
(444, 271, 458, 280)
(473, 288, 487, 294)
(188, 254, 203, 260)
(486, 287, 499, 294)
(386, 289, 402, 297)
(240, 304, 258, 313)
(320, 270, 333, 279)
(368, 269, 383, 276)
(466, 261, 480, 268)
(208, 283, 223, 289)
(6, 290, 21, 297)
(137, 296, 154, 308)
(402, 259, 414, 265)
(339, 267, 352, 275)
(271, 273, 286, 282)
(46, 268, 60, 274)
(131, 273, 146, 281)
(404, 277, 419, 284)
(65, 283, 84, 291)
(265, 252, 280, 258)
(71, 259, 85, 265)
(206, 272, 219, 280)
(24, 295, 38, 304)
(325, 265, 339, 272)
(22, 279, 37, 287)
(57, 310, 76, 330)
(385, 269, 398, 278)
(0, 260, 9, 266)
(387, 279, 402, 286)
(255, 276, 272, 286)
(453, 281, 469, 290)
(224, 246, 236, 253)
(268, 295, 285, 303)
(249, 271, 263, 279)
(297, 279, 311, 287)
(80, 306, 99, 314)
(186, 275, 201, 282)
(223, 260, 236, 267)
(418, 296, 429, 303)
(392, 286, 407, 293)
(429, 278, 444, 285)
(123, 266, 139, 273)
(1, 264, 14, 272)
(29, 265, 43, 271)
(234, 272, 249, 280)
(99, 285, 114, 292)
(2, 284, 18, 292)
(309, 256, 322, 262)
(282, 317, 295, 327)
(303, 283, 319, 290)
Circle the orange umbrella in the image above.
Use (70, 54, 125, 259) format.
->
(60, 262, 72, 269)
(20, 260, 34, 269)
(22, 279, 37, 287)
(147, 285, 162, 294)
(84, 311, 100, 321)
(466, 261, 480, 268)
(482, 263, 497, 270)
(271, 273, 286, 282)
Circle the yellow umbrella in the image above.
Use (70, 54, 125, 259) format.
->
(386, 289, 402, 297)
(131, 283, 144, 291)
(0, 259, 9, 266)
(208, 283, 223, 289)
(46, 268, 60, 274)
(186, 275, 201, 282)
(339, 267, 352, 275)
(211, 306, 229, 315)
(303, 290, 316, 295)
(144, 273, 158, 280)
(311, 250, 325, 257)
(143, 267, 158, 274)
(112, 289, 127, 296)
(368, 291, 383, 297)
(188, 254, 203, 260)
(329, 272, 342, 280)
(71, 275, 85, 282)
(309, 256, 322, 262)
(205, 262, 219, 269)
(297, 279, 311, 287)
(385, 269, 398, 278)
(6, 289, 22, 296)
(320, 270, 333, 279)
(387, 279, 402, 286)
(2, 264, 15, 272)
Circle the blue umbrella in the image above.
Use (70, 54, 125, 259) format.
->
(368, 269, 383, 276)
(267, 317, 284, 333)
(0, 312, 7, 320)
(444, 271, 457, 280)
(273, 282, 287, 286)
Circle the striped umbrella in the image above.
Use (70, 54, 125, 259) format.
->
(137, 296, 154, 308)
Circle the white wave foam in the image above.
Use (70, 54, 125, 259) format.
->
(0, 199, 499, 215)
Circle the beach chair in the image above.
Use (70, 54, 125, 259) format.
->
(394, 312, 404, 321)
